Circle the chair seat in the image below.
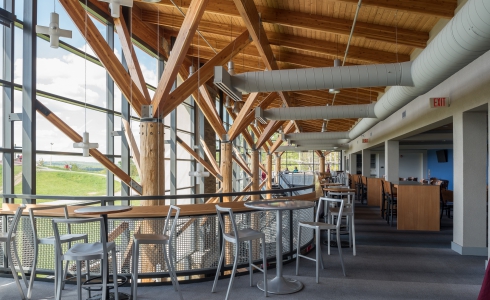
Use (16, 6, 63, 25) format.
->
(224, 228, 264, 242)
(0, 232, 16, 242)
(39, 233, 87, 245)
(63, 242, 116, 261)
(299, 221, 336, 230)
(134, 233, 170, 244)
(330, 207, 353, 215)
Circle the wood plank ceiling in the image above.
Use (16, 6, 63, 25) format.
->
(132, 0, 455, 133)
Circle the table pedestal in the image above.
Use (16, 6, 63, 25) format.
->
(256, 210, 303, 294)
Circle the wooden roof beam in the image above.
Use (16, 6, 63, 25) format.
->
(151, 0, 210, 118)
(60, 0, 147, 116)
(114, 14, 151, 102)
(161, 30, 251, 117)
(336, 0, 456, 19)
(176, 136, 223, 181)
(149, 11, 407, 64)
(138, 1, 428, 48)
(199, 137, 221, 176)
(269, 121, 296, 153)
(227, 92, 261, 141)
(256, 120, 285, 149)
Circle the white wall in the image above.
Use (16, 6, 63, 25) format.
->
(399, 152, 423, 179)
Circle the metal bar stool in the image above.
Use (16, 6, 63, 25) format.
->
(296, 197, 346, 282)
(0, 206, 28, 299)
(52, 217, 119, 300)
(131, 205, 183, 300)
(212, 205, 268, 300)
(327, 191, 356, 256)
(28, 205, 89, 299)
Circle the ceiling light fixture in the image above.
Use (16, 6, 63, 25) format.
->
(36, 1, 72, 49)
(329, 59, 341, 94)
(228, 61, 236, 76)
(142, 0, 161, 2)
(98, 0, 133, 18)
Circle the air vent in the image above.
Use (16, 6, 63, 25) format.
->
(255, 107, 268, 124)
(214, 66, 242, 102)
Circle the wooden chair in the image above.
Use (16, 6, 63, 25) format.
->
(440, 189, 453, 219)
(380, 180, 388, 220)
(360, 176, 368, 205)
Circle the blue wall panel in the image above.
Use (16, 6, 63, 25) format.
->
(427, 149, 453, 190)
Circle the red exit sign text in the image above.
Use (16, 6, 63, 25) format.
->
(362, 139, 369, 143)
(430, 97, 449, 108)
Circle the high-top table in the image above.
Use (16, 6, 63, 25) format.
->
(244, 200, 315, 294)
(74, 206, 132, 300)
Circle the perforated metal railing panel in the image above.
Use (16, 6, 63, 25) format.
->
(2, 207, 314, 279)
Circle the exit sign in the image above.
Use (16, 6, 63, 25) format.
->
(362, 139, 369, 143)
(430, 97, 449, 108)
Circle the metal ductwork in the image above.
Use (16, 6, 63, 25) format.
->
(225, 61, 413, 94)
(276, 145, 348, 152)
(289, 139, 350, 145)
(285, 132, 350, 141)
(256, 103, 376, 122)
(349, 0, 490, 140)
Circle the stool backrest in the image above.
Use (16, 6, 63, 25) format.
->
(163, 205, 181, 241)
(7, 206, 25, 244)
(29, 205, 70, 242)
(215, 205, 239, 238)
(317, 197, 344, 228)
(52, 217, 106, 255)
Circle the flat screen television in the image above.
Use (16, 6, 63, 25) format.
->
(436, 150, 448, 163)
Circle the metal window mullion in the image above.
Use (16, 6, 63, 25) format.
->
(120, 55, 130, 199)
(21, 0, 37, 203)
(106, 22, 115, 202)
(2, 0, 14, 204)
(170, 95, 177, 201)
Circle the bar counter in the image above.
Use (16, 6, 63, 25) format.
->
(394, 182, 440, 231)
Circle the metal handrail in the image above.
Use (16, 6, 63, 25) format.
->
(2, 184, 314, 204)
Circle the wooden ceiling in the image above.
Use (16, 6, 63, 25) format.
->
(125, 0, 455, 135)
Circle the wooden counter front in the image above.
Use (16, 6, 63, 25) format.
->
(396, 185, 440, 231)
(367, 178, 382, 206)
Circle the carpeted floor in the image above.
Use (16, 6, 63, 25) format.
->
(0, 206, 485, 299)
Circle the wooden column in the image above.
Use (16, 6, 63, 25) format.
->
(319, 156, 326, 173)
(140, 120, 165, 274)
(275, 153, 281, 184)
(266, 154, 273, 199)
(140, 121, 165, 204)
(221, 141, 233, 202)
(251, 149, 260, 200)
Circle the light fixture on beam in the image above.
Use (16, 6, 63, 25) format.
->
(98, 0, 133, 18)
(227, 61, 236, 76)
(73, 132, 99, 157)
(329, 59, 341, 94)
(225, 96, 232, 108)
(189, 163, 209, 177)
(36, 12, 72, 48)
(188, 65, 195, 78)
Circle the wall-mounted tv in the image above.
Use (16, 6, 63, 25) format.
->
(436, 150, 448, 163)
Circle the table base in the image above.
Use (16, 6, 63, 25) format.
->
(257, 276, 303, 294)
(87, 292, 131, 300)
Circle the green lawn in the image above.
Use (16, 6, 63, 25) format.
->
(13, 169, 121, 197)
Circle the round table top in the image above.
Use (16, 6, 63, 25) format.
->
(244, 200, 315, 211)
(74, 205, 133, 215)
(324, 187, 356, 193)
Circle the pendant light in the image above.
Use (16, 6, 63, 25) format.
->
(225, 96, 232, 108)
(227, 61, 236, 76)
(36, 0, 72, 48)
(98, 0, 133, 18)
(73, 0, 98, 157)
(329, 35, 341, 94)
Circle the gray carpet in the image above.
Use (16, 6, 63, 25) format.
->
(0, 206, 484, 299)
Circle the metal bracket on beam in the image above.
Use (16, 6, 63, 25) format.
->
(130, 179, 143, 195)
(216, 174, 223, 182)
(141, 105, 153, 119)
(222, 134, 229, 142)
(8, 113, 22, 122)
(164, 140, 172, 144)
